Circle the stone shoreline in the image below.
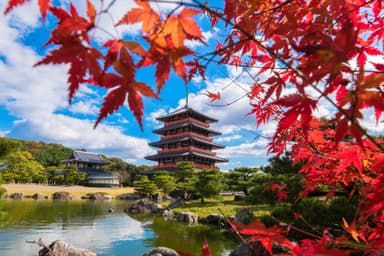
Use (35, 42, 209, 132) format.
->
(1, 183, 135, 199)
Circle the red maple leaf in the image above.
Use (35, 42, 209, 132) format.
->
(34, 41, 102, 104)
(116, 0, 160, 33)
(229, 219, 293, 255)
(202, 238, 211, 256)
(204, 91, 221, 103)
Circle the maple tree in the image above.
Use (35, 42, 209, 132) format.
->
(4, 0, 384, 254)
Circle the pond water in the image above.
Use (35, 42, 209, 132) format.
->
(0, 200, 237, 256)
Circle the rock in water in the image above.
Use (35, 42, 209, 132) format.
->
(143, 247, 179, 256)
(39, 240, 96, 256)
(176, 212, 198, 224)
(126, 199, 163, 214)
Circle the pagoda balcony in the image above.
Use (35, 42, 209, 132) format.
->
(154, 163, 219, 170)
(161, 132, 213, 141)
(164, 117, 209, 128)
(157, 146, 216, 156)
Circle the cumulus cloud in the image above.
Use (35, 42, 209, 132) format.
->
(0, 2, 153, 164)
(69, 101, 99, 116)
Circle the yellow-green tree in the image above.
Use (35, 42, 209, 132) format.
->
(3, 151, 45, 183)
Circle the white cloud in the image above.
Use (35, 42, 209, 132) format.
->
(360, 108, 384, 134)
(220, 138, 269, 158)
(185, 30, 214, 48)
(216, 134, 242, 143)
(69, 101, 99, 115)
(5, 1, 40, 29)
(0, 130, 10, 137)
(0, 3, 154, 164)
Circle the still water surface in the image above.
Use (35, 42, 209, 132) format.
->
(0, 200, 237, 256)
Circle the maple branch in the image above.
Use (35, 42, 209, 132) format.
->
(196, 56, 384, 74)
(215, 66, 249, 93)
(189, 0, 384, 152)
(271, 216, 324, 240)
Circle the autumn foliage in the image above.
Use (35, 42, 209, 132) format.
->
(4, 0, 384, 254)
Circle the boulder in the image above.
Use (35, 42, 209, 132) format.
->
(102, 194, 112, 200)
(176, 212, 198, 224)
(152, 192, 163, 202)
(32, 193, 46, 200)
(229, 241, 282, 256)
(166, 197, 184, 210)
(234, 208, 254, 224)
(89, 194, 103, 200)
(116, 193, 141, 200)
(200, 214, 226, 227)
(39, 240, 96, 256)
(52, 192, 71, 200)
(143, 247, 179, 256)
(126, 199, 163, 214)
(10, 193, 23, 200)
(87, 193, 112, 200)
(163, 194, 172, 201)
(162, 209, 174, 220)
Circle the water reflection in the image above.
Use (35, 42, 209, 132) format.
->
(0, 200, 236, 256)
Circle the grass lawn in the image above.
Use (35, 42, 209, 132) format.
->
(171, 196, 275, 218)
(2, 184, 134, 198)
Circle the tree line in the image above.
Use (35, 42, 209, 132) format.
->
(0, 137, 147, 185)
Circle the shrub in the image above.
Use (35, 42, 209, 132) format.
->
(0, 187, 6, 197)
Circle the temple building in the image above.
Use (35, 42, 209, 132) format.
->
(63, 150, 120, 187)
(145, 106, 228, 172)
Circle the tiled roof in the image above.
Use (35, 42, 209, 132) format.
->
(153, 121, 221, 136)
(145, 150, 228, 162)
(64, 150, 109, 164)
(156, 106, 218, 123)
(149, 136, 225, 148)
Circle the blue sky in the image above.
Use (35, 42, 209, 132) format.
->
(1, 0, 382, 170)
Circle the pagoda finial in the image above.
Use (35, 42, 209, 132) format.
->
(185, 83, 189, 107)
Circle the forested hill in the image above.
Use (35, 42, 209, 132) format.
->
(0, 137, 72, 167)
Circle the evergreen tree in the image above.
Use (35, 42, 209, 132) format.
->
(134, 175, 157, 198)
(153, 171, 176, 194)
(196, 169, 225, 203)
(225, 167, 259, 195)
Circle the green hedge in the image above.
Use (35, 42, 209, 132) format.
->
(262, 196, 358, 241)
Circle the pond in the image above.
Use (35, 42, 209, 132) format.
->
(0, 200, 238, 256)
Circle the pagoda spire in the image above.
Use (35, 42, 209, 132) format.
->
(185, 83, 189, 107)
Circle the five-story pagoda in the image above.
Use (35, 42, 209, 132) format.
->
(145, 106, 228, 172)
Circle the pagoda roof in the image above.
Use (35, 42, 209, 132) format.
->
(63, 150, 109, 164)
(145, 150, 228, 162)
(153, 121, 221, 136)
(149, 136, 225, 148)
(156, 106, 218, 123)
